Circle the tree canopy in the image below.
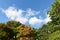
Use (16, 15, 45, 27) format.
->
(0, 0, 60, 40)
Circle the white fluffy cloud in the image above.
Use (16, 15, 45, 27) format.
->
(1, 6, 51, 26)
(25, 8, 40, 17)
(29, 17, 43, 25)
(1, 6, 40, 24)
(44, 14, 51, 23)
(2, 7, 28, 24)
(29, 14, 51, 25)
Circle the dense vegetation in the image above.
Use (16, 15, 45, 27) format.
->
(0, 0, 60, 40)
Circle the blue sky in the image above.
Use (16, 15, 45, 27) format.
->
(0, 0, 54, 28)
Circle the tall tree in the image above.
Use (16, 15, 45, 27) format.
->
(48, 0, 60, 25)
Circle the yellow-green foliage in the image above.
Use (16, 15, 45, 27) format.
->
(48, 30, 60, 40)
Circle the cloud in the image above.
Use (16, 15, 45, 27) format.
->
(1, 6, 40, 24)
(2, 7, 28, 24)
(1, 6, 51, 27)
(44, 14, 51, 23)
(25, 8, 40, 17)
(29, 14, 51, 25)
(29, 17, 43, 25)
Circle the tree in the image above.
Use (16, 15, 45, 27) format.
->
(6, 20, 22, 40)
(48, 0, 60, 25)
(45, 0, 60, 40)
(0, 21, 23, 40)
(17, 25, 37, 40)
(0, 23, 7, 40)
(48, 30, 60, 40)
(6, 20, 21, 28)
(37, 24, 50, 40)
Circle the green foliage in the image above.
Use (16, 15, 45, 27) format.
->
(6, 20, 21, 27)
(0, 21, 37, 40)
(48, 30, 60, 40)
(0, 23, 8, 40)
(48, 0, 60, 25)
(37, 0, 60, 40)
(0, 0, 60, 40)
(0, 21, 22, 40)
